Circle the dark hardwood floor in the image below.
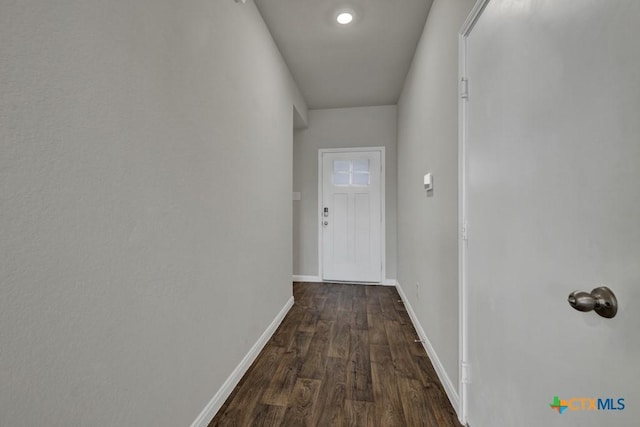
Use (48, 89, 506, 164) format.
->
(210, 282, 462, 427)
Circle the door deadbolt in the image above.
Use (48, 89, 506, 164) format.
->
(568, 286, 617, 318)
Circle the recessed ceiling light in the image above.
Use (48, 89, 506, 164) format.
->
(337, 12, 354, 25)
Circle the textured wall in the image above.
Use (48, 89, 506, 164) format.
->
(397, 0, 475, 394)
(293, 106, 397, 280)
(0, 1, 301, 425)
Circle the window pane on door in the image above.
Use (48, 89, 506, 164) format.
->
(333, 160, 350, 173)
(352, 159, 370, 172)
(352, 172, 370, 186)
(333, 172, 350, 186)
(331, 159, 372, 186)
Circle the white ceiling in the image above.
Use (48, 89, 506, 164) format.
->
(254, 0, 434, 110)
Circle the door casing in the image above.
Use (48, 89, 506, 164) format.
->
(458, 3, 489, 424)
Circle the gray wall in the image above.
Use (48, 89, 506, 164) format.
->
(293, 106, 397, 280)
(0, 1, 303, 425)
(397, 0, 476, 393)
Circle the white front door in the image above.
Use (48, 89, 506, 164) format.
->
(320, 149, 383, 283)
(461, 1, 640, 426)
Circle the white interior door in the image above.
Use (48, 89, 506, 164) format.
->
(462, 1, 640, 426)
(320, 149, 382, 283)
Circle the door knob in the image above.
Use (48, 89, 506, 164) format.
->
(567, 286, 617, 318)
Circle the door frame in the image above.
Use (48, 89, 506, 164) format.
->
(318, 146, 386, 284)
(458, 0, 490, 425)
(458, 1, 491, 425)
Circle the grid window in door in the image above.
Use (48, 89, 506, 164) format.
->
(332, 159, 370, 187)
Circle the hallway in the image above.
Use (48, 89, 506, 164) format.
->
(210, 283, 461, 426)
(3, 0, 638, 425)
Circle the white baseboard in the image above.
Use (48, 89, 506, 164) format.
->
(395, 281, 461, 418)
(293, 276, 397, 287)
(292, 275, 322, 282)
(190, 296, 295, 427)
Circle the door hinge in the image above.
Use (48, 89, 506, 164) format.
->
(460, 77, 469, 100)
(462, 220, 468, 242)
(461, 361, 471, 384)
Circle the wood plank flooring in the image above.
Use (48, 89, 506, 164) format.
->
(210, 282, 462, 427)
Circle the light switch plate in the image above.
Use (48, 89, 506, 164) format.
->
(424, 173, 433, 191)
